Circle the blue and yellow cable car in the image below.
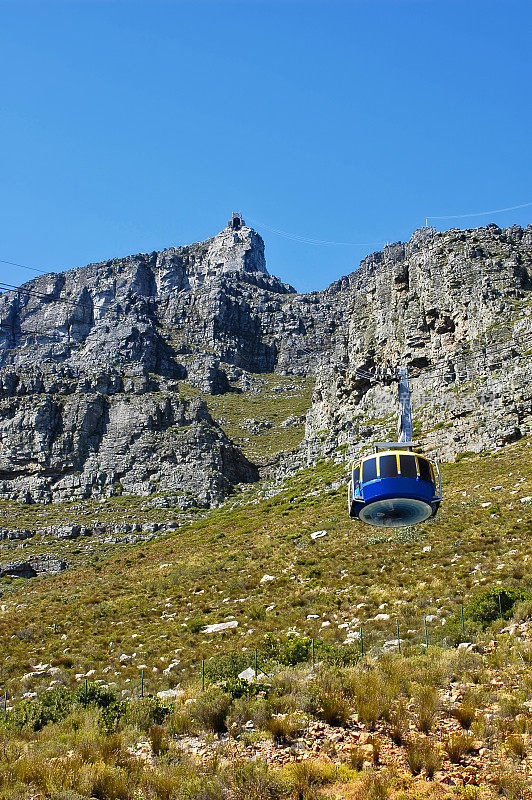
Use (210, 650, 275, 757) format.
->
(347, 367, 442, 527)
(348, 443, 442, 527)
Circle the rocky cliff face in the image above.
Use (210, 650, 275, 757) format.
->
(304, 224, 532, 463)
(0, 219, 530, 504)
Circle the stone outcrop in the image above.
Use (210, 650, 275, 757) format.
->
(304, 224, 532, 462)
(0, 556, 66, 579)
(0, 385, 257, 504)
(0, 219, 530, 503)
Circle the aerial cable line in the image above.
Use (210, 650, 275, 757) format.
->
(0, 259, 54, 275)
(370, 343, 532, 383)
(3, 276, 529, 327)
(247, 218, 385, 247)
(426, 201, 532, 221)
(1, 276, 529, 357)
(0, 282, 89, 311)
(411, 354, 532, 383)
(411, 334, 532, 379)
(411, 359, 528, 388)
(1, 193, 530, 275)
(419, 327, 532, 362)
(410, 344, 532, 382)
(1, 200, 528, 271)
(354, 320, 532, 370)
(251, 206, 530, 247)
(355, 331, 532, 384)
(1, 261, 529, 334)
(417, 328, 532, 363)
(0, 280, 157, 326)
(413, 353, 532, 382)
(0, 321, 65, 339)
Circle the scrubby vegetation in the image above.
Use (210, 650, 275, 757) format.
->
(0, 437, 529, 796)
(0, 633, 530, 798)
(180, 372, 315, 462)
(0, 438, 529, 692)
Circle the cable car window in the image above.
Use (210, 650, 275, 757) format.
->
(379, 454, 398, 478)
(399, 454, 417, 479)
(418, 458, 432, 483)
(362, 458, 377, 482)
(353, 465, 360, 484)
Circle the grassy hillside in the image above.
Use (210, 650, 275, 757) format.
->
(0, 438, 530, 798)
(0, 437, 529, 693)
(180, 372, 315, 462)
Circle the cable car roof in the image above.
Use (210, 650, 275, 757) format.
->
(353, 450, 436, 466)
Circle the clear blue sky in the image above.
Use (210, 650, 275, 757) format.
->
(1, 0, 531, 292)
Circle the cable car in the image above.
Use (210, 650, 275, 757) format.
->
(348, 443, 442, 527)
(347, 366, 442, 527)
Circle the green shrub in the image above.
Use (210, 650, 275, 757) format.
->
(498, 693, 525, 719)
(51, 654, 74, 668)
(423, 744, 441, 779)
(518, 641, 532, 666)
(279, 634, 312, 666)
(492, 765, 528, 800)
(82, 762, 131, 800)
(99, 700, 127, 735)
(247, 602, 266, 621)
(187, 617, 206, 634)
(465, 587, 531, 628)
(75, 682, 116, 709)
(452, 704, 476, 730)
(204, 652, 250, 682)
(231, 760, 282, 800)
(353, 770, 389, 800)
(353, 673, 395, 730)
(444, 731, 475, 763)
(149, 724, 169, 756)
(388, 699, 409, 745)
(226, 696, 272, 738)
(506, 733, 527, 760)
(453, 789, 480, 800)
(261, 633, 313, 666)
(141, 763, 225, 800)
(5, 686, 73, 731)
(34, 686, 74, 729)
(99, 732, 124, 765)
(315, 641, 361, 667)
(369, 735, 380, 765)
(512, 598, 532, 622)
(455, 451, 477, 462)
(192, 689, 232, 733)
(414, 685, 439, 733)
(317, 690, 351, 726)
(405, 739, 425, 776)
(127, 696, 173, 731)
(406, 738, 441, 777)
(285, 760, 336, 799)
(348, 745, 365, 770)
(166, 702, 194, 736)
(266, 713, 306, 744)
(224, 678, 268, 700)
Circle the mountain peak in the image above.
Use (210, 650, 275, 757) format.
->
(0, 221, 529, 506)
(204, 220, 268, 276)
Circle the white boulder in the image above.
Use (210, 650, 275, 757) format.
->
(203, 620, 239, 634)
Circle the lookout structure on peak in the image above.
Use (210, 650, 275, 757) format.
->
(228, 212, 245, 231)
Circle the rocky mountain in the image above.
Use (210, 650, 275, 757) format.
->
(305, 224, 532, 463)
(0, 215, 530, 505)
